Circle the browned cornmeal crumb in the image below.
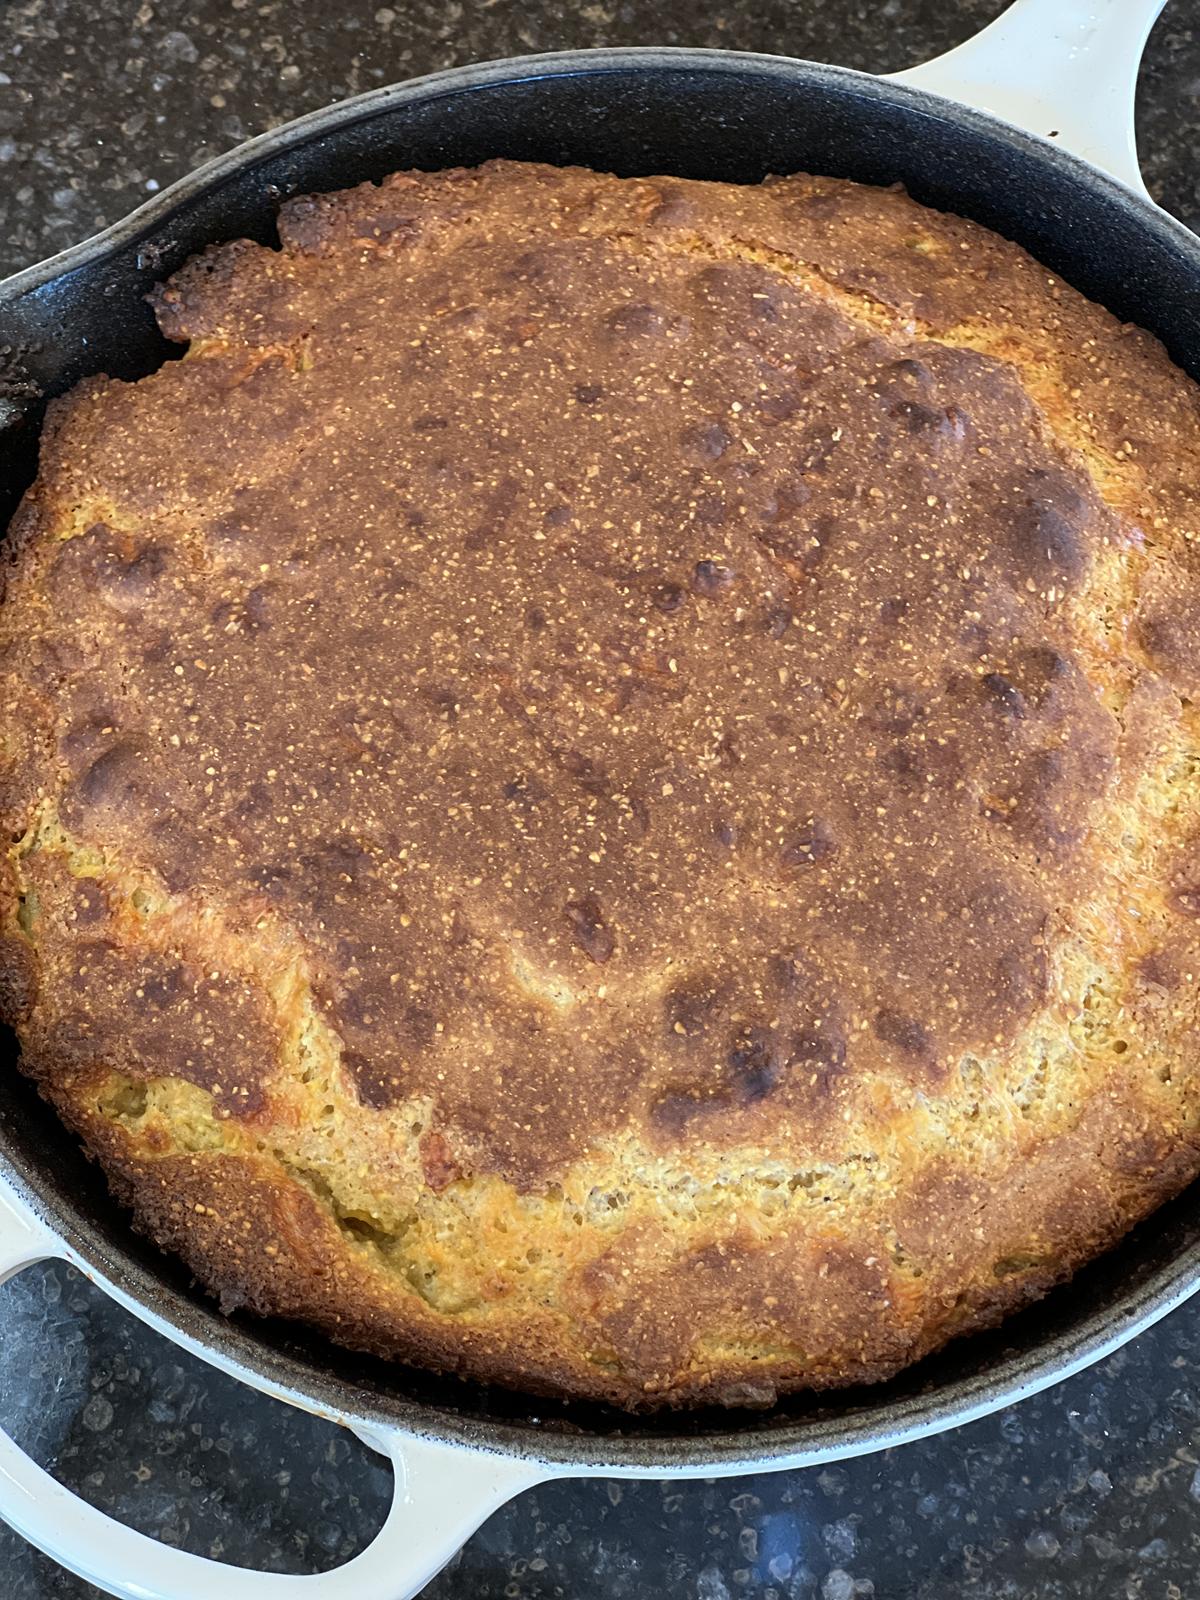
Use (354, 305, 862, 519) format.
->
(3, 160, 1200, 1409)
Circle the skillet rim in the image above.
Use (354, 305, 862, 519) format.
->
(3, 43, 1200, 1473)
(4, 45, 1200, 306)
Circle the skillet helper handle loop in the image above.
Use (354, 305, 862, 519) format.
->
(887, 0, 1167, 201)
(0, 1180, 544, 1600)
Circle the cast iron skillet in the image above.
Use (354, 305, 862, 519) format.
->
(1, 7, 1200, 1598)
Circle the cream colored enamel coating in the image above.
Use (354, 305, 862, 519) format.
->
(890, 0, 1166, 200)
(0, 0, 1170, 1592)
(0, 1178, 544, 1600)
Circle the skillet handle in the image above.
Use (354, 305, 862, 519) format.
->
(0, 1179, 546, 1600)
(888, 0, 1166, 201)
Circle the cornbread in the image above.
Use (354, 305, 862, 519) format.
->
(3, 158, 1200, 1410)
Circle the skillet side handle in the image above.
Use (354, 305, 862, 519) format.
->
(0, 1179, 546, 1600)
(888, 0, 1167, 201)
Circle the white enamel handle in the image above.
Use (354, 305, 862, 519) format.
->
(889, 0, 1167, 200)
(0, 1180, 545, 1600)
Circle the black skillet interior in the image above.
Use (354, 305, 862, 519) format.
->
(3, 52, 1200, 1468)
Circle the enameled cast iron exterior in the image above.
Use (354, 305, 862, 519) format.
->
(2, 48, 1200, 1475)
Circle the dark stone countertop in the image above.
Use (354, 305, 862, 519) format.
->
(1, 1, 1199, 1596)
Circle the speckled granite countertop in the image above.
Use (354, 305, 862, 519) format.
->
(1, 2, 1199, 1596)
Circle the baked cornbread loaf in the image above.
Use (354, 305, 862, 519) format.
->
(4, 158, 1200, 1410)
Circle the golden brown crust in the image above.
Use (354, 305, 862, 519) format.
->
(3, 160, 1200, 1407)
